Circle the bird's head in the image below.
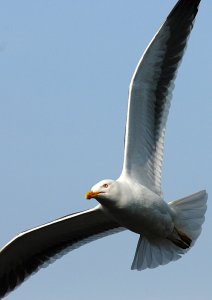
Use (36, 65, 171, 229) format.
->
(85, 179, 117, 203)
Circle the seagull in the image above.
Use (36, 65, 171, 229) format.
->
(0, 0, 207, 298)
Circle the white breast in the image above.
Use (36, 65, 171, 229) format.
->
(102, 179, 174, 238)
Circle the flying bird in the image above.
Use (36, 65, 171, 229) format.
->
(0, 0, 207, 298)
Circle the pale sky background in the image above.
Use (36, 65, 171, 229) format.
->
(0, 1, 211, 299)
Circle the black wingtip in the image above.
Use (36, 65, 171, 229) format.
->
(167, 0, 201, 22)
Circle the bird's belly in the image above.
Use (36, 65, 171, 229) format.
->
(122, 210, 173, 238)
(104, 199, 174, 238)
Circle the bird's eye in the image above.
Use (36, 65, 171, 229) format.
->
(102, 183, 109, 188)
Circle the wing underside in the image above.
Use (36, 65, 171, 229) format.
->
(122, 0, 201, 195)
(0, 206, 123, 298)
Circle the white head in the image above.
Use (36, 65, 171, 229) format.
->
(85, 179, 120, 205)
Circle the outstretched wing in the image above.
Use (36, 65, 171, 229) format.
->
(121, 0, 201, 195)
(0, 206, 123, 298)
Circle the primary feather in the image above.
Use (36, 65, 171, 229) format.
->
(122, 0, 201, 195)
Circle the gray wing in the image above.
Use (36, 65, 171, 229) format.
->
(121, 0, 201, 195)
(0, 206, 123, 298)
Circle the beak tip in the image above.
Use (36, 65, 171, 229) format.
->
(85, 192, 91, 200)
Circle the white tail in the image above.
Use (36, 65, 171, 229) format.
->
(131, 190, 207, 270)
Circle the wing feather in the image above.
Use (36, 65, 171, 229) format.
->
(0, 206, 123, 298)
(121, 0, 201, 195)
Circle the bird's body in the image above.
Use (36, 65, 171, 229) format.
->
(96, 179, 173, 238)
(86, 174, 206, 269)
(0, 0, 208, 298)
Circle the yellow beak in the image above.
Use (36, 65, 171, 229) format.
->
(85, 191, 101, 200)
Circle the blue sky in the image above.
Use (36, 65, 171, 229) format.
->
(0, 0, 211, 299)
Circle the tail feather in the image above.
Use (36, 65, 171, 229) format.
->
(169, 190, 207, 242)
(131, 190, 207, 270)
(131, 236, 182, 270)
(168, 227, 192, 249)
(175, 228, 192, 246)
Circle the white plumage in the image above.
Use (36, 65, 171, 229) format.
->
(131, 190, 207, 270)
(0, 0, 207, 298)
